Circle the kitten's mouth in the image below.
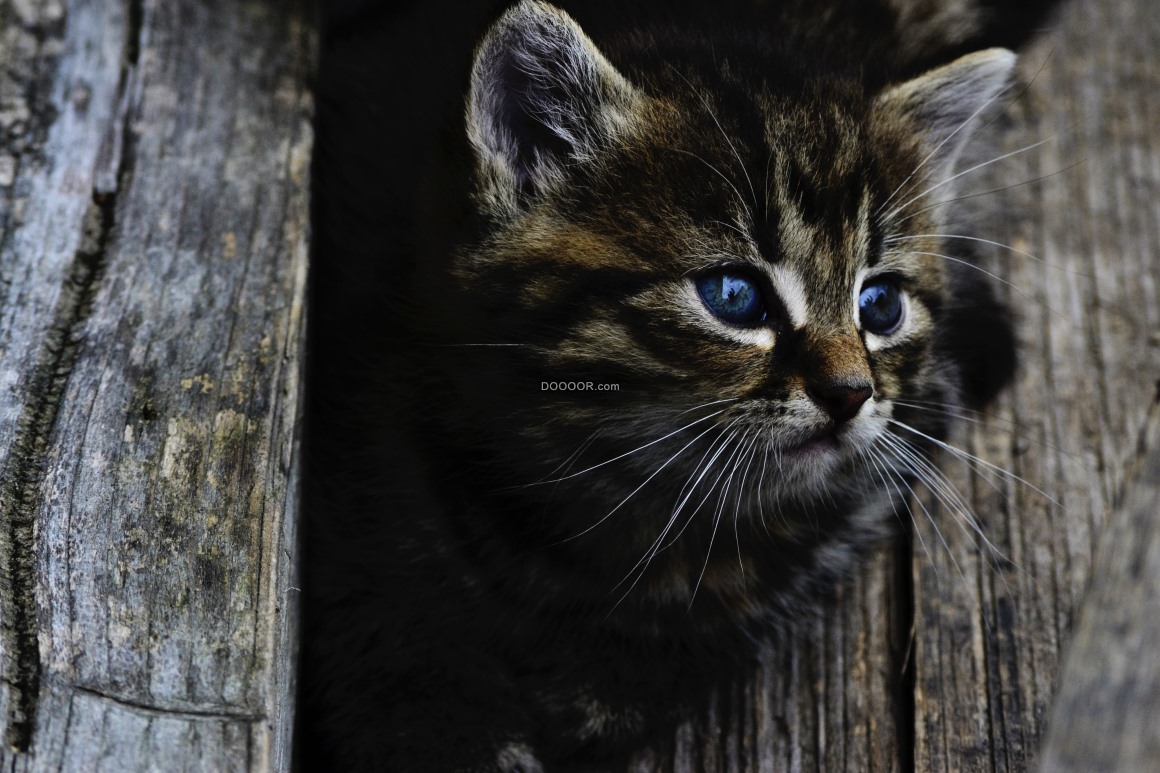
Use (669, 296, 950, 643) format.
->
(787, 429, 839, 454)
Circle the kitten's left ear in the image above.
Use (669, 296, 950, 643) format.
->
(875, 48, 1016, 192)
(467, 1, 640, 211)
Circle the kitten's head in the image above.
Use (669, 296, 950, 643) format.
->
(426, 0, 1015, 615)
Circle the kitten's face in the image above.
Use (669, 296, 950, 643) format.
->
(465, 96, 926, 489)
(434, 1, 1012, 597)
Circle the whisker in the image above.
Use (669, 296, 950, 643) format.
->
(674, 396, 741, 417)
(892, 399, 1092, 468)
(755, 435, 776, 532)
(763, 147, 774, 222)
(880, 432, 1026, 605)
(877, 439, 982, 617)
(889, 159, 1084, 230)
(665, 423, 753, 550)
(690, 428, 755, 609)
(607, 419, 745, 608)
(966, 46, 1055, 140)
(709, 219, 754, 242)
(552, 419, 726, 546)
(671, 147, 755, 223)
(885, 233, 1088, 277)
(887, 418, 1059, 506)
(874, 79, 1019, 218)
(864, 444, 937, 575)
(886, 422, 1010, 499)
(668, 66, 759, 213)
(669, 419, 742, 513)
(879, 432, 1011, 571)
(732, 431, 764, 578)
(518, 407, 728, 488)
(544, 428, 604, 489)
(895, 249, 1067, 322)
(882, 136, 1056, 225)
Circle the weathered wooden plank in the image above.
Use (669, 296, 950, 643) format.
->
(629, 545, 904, 772)
(0, 0, 130, 753)
(1038, 403, 1160, 771)
(913, 0, 1160, 769)
(0, 0, 313, 769)
(30, 682, 257, 773)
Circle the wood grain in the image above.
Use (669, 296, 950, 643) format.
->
(912, 0, 1160, 769)
(0, 0, 313, 769)
(627, 550, 904, 772)
(1038, 401, 1160, 771)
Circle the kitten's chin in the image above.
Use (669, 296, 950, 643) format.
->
(782, 422, 856, 461)
(787, 430, 839, 455)
(776, 436, 846, 485)
(777, 425, 877, 490)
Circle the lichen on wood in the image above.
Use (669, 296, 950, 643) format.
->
(0, 0, 313, 768)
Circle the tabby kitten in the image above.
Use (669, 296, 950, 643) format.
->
(302, 0, 1048, 769)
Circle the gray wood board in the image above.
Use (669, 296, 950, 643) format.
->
(913, 0, 1160, 769)
(0, 0, 314, 769)
(1038, 402, 1160, 771)
(627, 0, 1160, 769)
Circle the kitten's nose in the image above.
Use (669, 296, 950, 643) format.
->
(807, 381, 873, 424)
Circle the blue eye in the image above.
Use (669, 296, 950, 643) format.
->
(858, 280, 904, 334)
(695, 271, 767, 326)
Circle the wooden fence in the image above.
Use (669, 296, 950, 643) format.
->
(0, 0, 1156, 770)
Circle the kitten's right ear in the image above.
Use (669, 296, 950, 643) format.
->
(467, 0, 639, 212)
(875, 48, 1016, 200)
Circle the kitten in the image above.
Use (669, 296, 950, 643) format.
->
(302, 0, 1053, 769)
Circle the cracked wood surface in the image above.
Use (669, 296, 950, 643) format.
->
(626, 0, 1160, 770)
(0, 0, 313, 769)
